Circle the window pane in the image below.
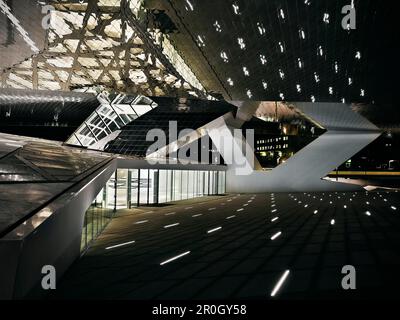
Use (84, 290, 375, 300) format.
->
(188, 170, 194, 199)
(130, 169, 139, 207)
(173, 170, 181, 201)
(116, 169, 128, 208)
(159, 170, 167, 203)
(139, 169, 149, 204)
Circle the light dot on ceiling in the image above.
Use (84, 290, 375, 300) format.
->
(262, 80, 268, 90)
(298, 58, 303, 69)
(257, 22, 266, 35)
(232, 3, 240, 15)
(279, 69, 285, 79)
(323, 13, 330, 24)
(279, 8, 285, 20)
(299, 28, 306, 39)
(220, 51, 229, 63)
(184, 0, 194, 11)
(260, 54, 267, 65)
(278, 42, 285, 53)
(238, 37, 246, 50)
(213, 20, 222, 32)
(314, 72, 320, 83)
(317, 45, 324, 56)
(196, 35, 205, 47)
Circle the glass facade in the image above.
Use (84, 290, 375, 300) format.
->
(81, 168, 225, 251)
(81, 188, 115, 252)
(98, 168, 225, 209)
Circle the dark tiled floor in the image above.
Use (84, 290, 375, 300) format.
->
(50, 190, 400, 300)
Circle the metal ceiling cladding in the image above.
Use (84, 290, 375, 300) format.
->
(163, 0, 395, 104)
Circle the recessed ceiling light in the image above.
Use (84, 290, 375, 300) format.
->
(220, 51, 229, 63)
(213, 20, 222, 32)
(279, 8, 285, 20)
(262, 80, 268, 90)
(323, 13, 330, 24)
(238, 38, 246, 50)
(257, 22, 266, 35)
(299, 28, 306, 39)
(317, 45, 324, 56)
(185, 0, 194, 11)
(232, 3, 240, 15)
(279, 69, 285, 79)
(260, 54, 267, 65)
(298, 58, 303, 69)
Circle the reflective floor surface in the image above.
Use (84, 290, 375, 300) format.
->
(51, 190, 400, 300)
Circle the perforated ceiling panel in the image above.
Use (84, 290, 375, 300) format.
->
(159, 0, 396, 104)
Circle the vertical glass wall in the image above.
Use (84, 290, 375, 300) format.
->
(100, 168, 226, 210)
(81, 169, 226, 251)
(81, 188, 115, 252)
